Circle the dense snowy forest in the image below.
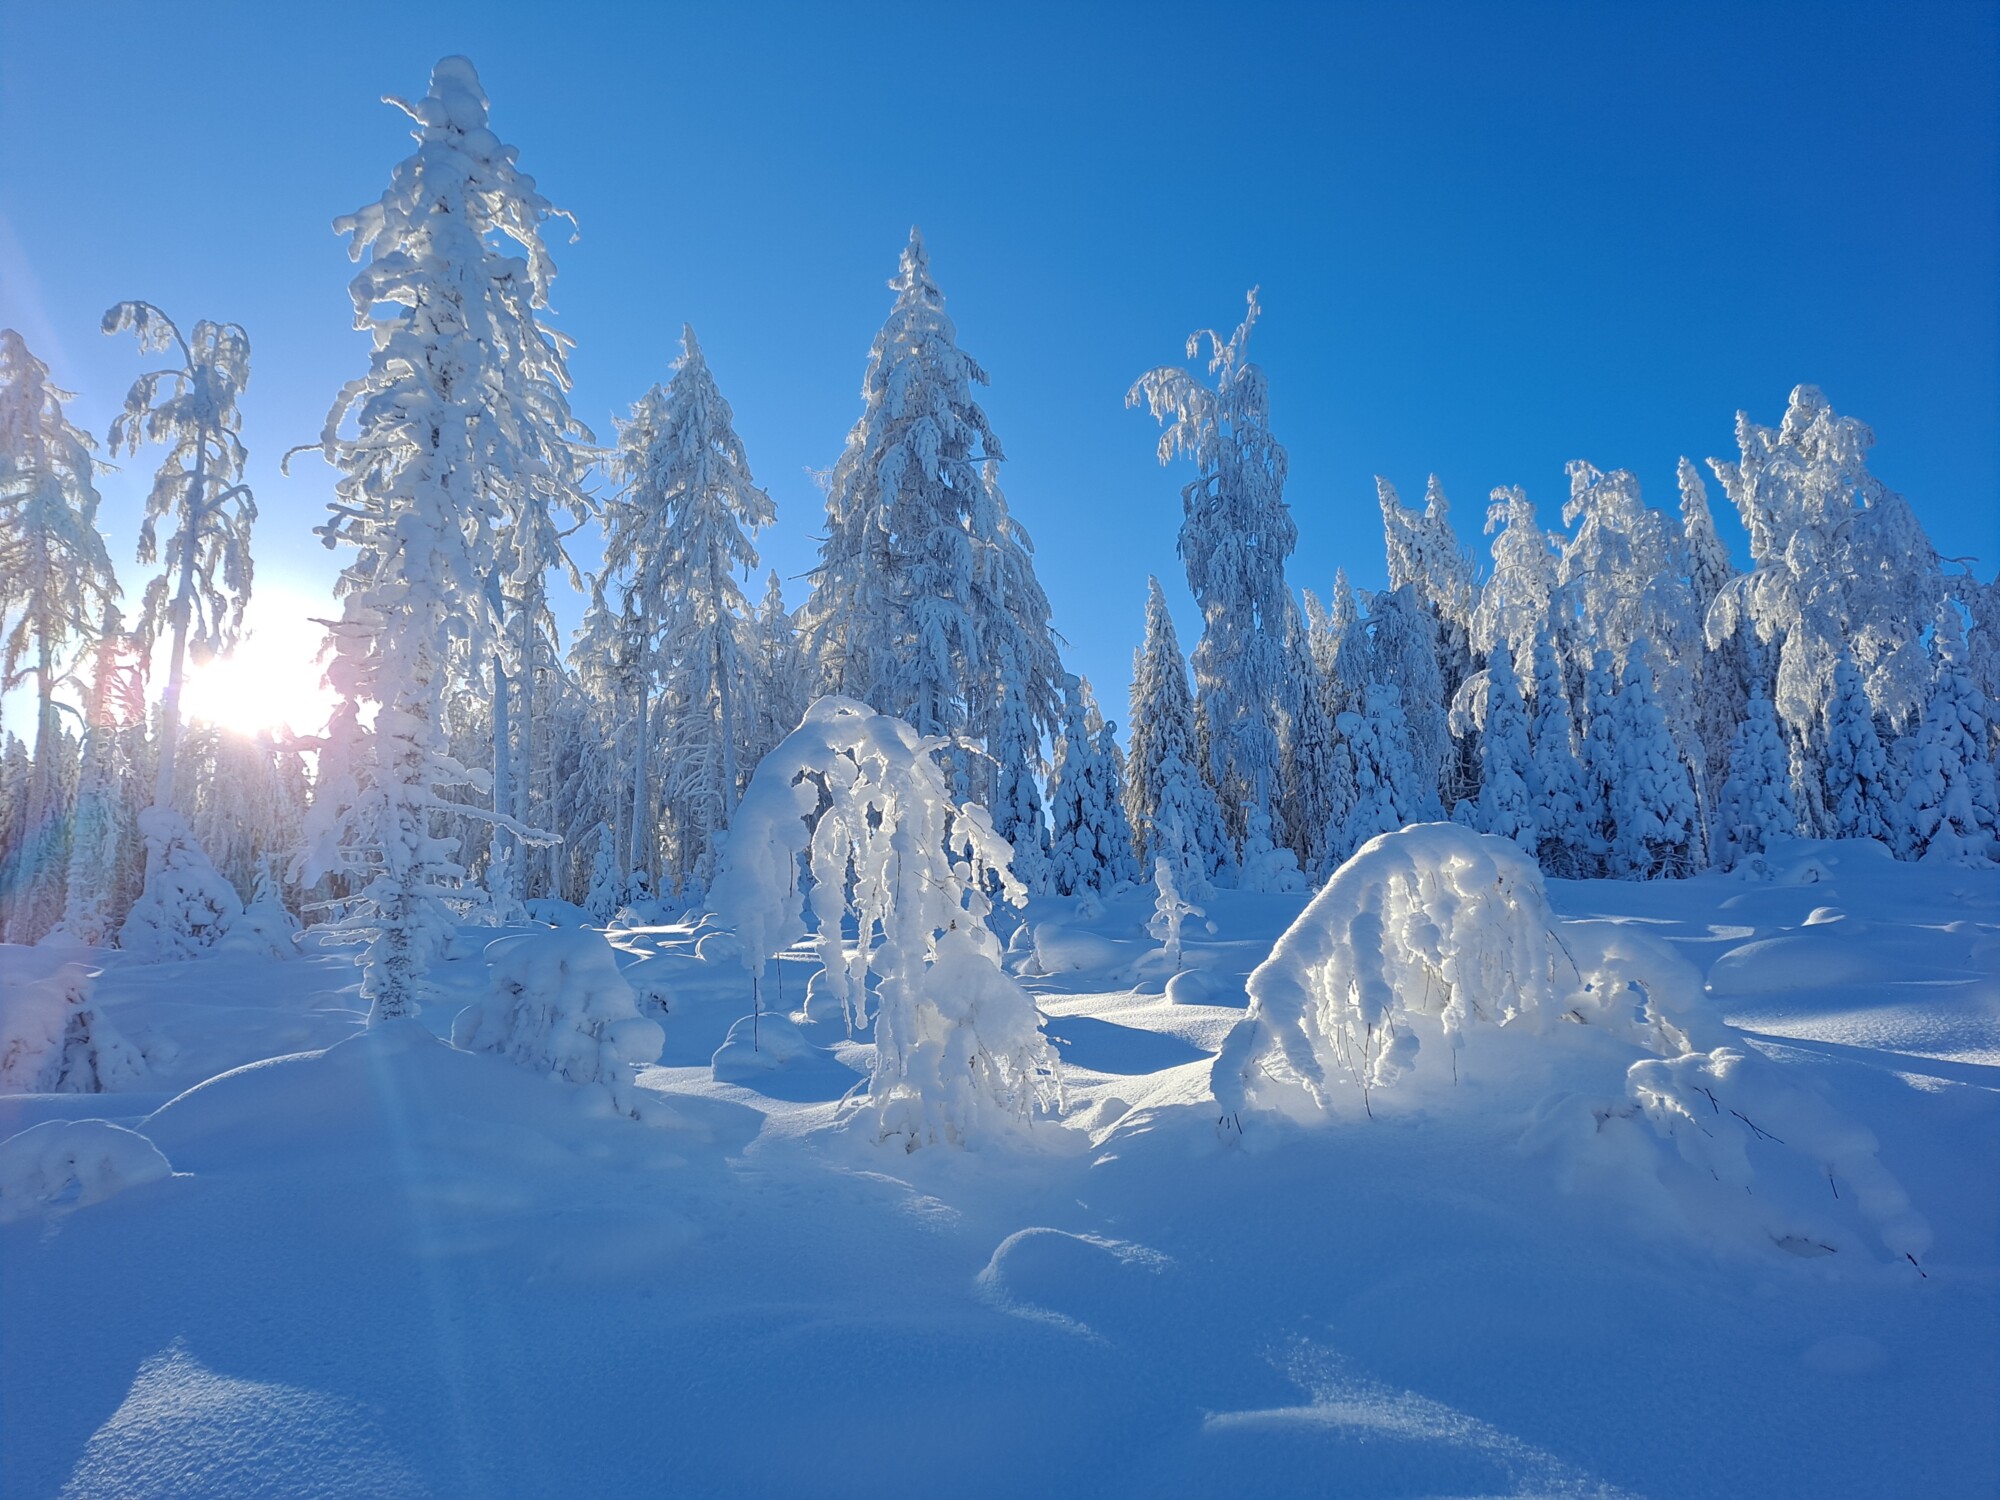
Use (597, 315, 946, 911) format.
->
(3, 50, 1996, 1499)
(2, 57, 1993, 992)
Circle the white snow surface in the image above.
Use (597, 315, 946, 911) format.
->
(1, 838, 1994, 1497)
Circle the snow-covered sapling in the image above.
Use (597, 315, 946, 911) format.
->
(1147, 857, 1204, 971)
(710, 697, 1061, 1149)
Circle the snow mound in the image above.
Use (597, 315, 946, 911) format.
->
(0, 940, 145, 1094)
(711, 1010, 815, 1081)
(60, 1341, 425, 1499)
(975, 1226, 1172, 1339)
(453, 927, 665, 1119)
(0, 1118, 173, 1221)
(1216, 823, 1929, 1263)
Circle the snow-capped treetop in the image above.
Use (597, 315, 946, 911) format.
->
(1129, 288, 1296, 822)
(0, 329, 117, 704)
(1705, 386, 1941, 738)
(1379, 473, 1478, 668)
(1676, 456, 1734, 625)
(103, 302, 256, 668)
(1471, 486, 1557, 681)
(1124, 576, 1230, 885)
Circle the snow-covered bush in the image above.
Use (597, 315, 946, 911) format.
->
(1212, 823, 1929, 1263)
(0, 940, 145, 1093)
(452, 927, 666, 1120)
(215, 863, 299, 959)
(0, 1118, 173, 1221)
(118, 806, 244, 961)
(710, 696, 1060, 1149)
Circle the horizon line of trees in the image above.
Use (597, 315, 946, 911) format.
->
(3, 57, 1996, 1015)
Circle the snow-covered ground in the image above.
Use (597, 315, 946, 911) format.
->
(3, 843, 1995, 1498)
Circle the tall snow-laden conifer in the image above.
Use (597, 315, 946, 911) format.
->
(102, 303, 256, 812)
(1047, 677, 1140, 898)
(1337, 683, 1424, 857)
(1471, 487, 1557, 683)
(1825, 650, 1895, 844)
(1366, 586, 1448, 818)
(747, 571, 808, 769)
(1604, 647, 1700, 880)
(1898, 603, 1999, 864)
(1706, 387, 1942, 780)
(63, 605, 144, 945)
(301, 57, 571, 1020)
(1129, 289, 1297, 843)
(1379, 474, 1478, 700)
(1277, 606, 1338, 877)
(613, 326, 772, 893)
(801, 230, 1063, 808)
(1679, 457, 1750, 816)
(1712, 687, 1796, 871)
(1527, 628, 1590, 877)
(1124, 577, 1230, 888)
(1465, 643, 1534, 852)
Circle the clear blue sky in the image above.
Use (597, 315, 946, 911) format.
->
(3, 0, 1995, 732)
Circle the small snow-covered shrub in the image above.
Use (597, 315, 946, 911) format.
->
(119, 806, 244, 962)
(1148, 857, 1203, 970)
(0, 940, 145, 1093)
(1214, 822, 1929, 1264)
(710, 697, 1061, 1149)
(0, 1118, 172, 1220)
(215, 866, 300, 960)
(452, 927, 666, 1120)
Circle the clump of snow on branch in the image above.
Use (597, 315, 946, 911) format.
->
(452, 927, 666, 1120)
(0, 1118, 173, 1222)
(710, 696, 1060, 1149)
(0, 941, 144, 1094)
(1212, 822, 1929, 1263)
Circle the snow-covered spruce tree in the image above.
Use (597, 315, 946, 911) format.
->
(1705, 387, 1942, 786)
(1557, 461, 1705, 816)
(710, 697, 1061, 1149)
(1825, 650, 1896, 845)
(1148, 857, 1202, 970)
(1575, 650, 1622, 878)
(1124, 576, 1232, 888)
(1679, 457, 1751, 819)
(1525, 627, 1592, 879)
(1129, 289, 1297, 847)
(102, 302, 256, 812)
(1897, 602, 1999, 864)
(1277, 605, 1339, 879)
(1471, 487, 1558, 684)
(1047, 677, 1140, 899)
(63, 607, 145, 945)
(0, 330, 119, 943)
(1711, 687, 1796, 872)
(1604, 647, 1700, 880)
(298, 57, 564, 1021)
(800, 230, 1064, 815)
(1378, 474, 1479, 767)
(612, 326, 773, 894)
(583, 822, 623, 923)
(1337, 682, 1426, 857)
(1365, 585, 1449, 819)
(1955, 569, 2000, 762)
(1304, 567, 1364, 724)
(747, 571, 809, 771)
(0, 943, 145, 1094)
(1464, 641, 1534, 853)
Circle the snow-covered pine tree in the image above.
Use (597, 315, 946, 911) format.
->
(747, 571, 808, 771)
(1366, 585, 1449, 819)
(1679, 457, 1751, 825)
(1471, 486, 1558, 684)
(613, 326, 773, 894)
(1277, 605, 1338, 878)
(1705, 387, 1943, 791)
(800, 230, 1064, 804)
(1955, 569, 2000, 762)
(102, 302, 256, 813)
(1525, 627, 1592, 880)
(1824, 650, 1896, 846)
(63, 605, 145, 945)
(118, 805, 244, 960)
(299, 57, 565, 1020)
(1047, 677, 1140, 898)
(1575, 649, 1622, 878)
(1604, 647, 1700, 880)
(1379, 474, 1478, 703)
(1124, 576, 1231, 888)
(0, 330, 119, 943)
(1711, 685, 1796, 872)
(1304, 568, 1365, 723)
(1129, 289, 1297, 846)
(1338, 682, 1426, 856)
(1465, 641, 1534, 853)
(1897, 602, 1999, 864)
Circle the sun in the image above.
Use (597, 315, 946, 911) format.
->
(179, 592, 339, 740)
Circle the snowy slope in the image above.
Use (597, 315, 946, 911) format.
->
(2, 844, 1995, 1498)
